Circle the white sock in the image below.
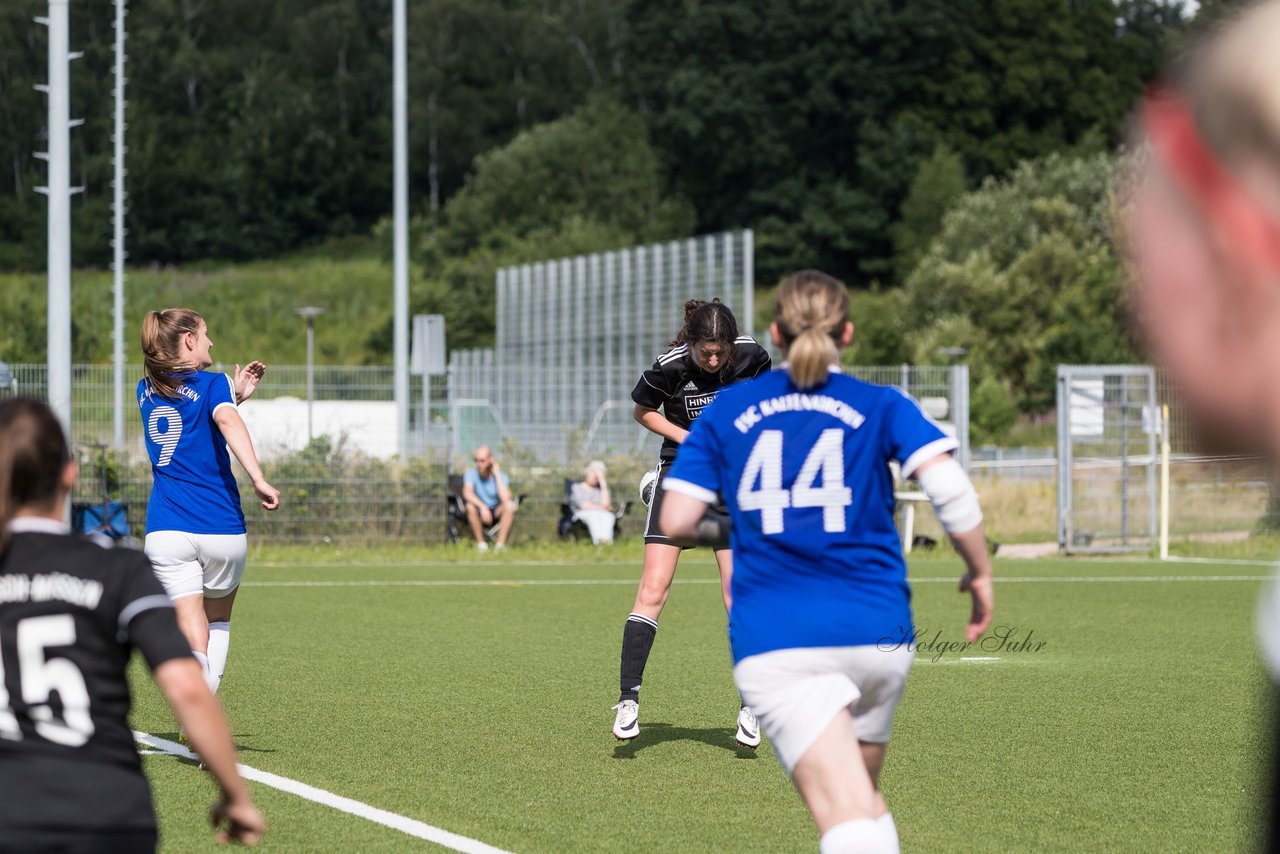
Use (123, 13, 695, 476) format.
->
(819, 819, 892, 854)
(206, 621, 231, 695)
(878, 813, 900, 854)
(192, 650, 214, 692)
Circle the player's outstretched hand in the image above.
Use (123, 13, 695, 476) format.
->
(210, 796, 265, 845)
(253, 478, 281, 511)
(959, 571, 994, 644)
(233, 361, 267, 404)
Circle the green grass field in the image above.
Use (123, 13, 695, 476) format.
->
(127, 550, 1272, 852)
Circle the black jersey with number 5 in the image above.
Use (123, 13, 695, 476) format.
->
(0, 521, 192, 836)
(632, 336, 772, 462)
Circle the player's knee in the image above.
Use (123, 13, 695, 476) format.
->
(503, 499, 518, 516)
(635, 582, 669, 610)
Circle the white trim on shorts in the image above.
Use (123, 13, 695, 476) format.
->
(733, 644, 915, 774)
(144, 531, 248, 600)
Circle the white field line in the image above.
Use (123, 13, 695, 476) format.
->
(1161, 555, 1278, 567)
(242, 574, 1271, 589)
(133, 731, 513, 854)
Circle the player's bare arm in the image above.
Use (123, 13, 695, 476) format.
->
(213, 406, 280, 510)
(633, 404, 689, 445)
(153, 657, 266, 845)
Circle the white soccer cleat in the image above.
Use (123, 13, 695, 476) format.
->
(612, 700, 639, 740)
(735, 705, 761, 749)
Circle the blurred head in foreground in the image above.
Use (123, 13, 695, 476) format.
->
(1125, 0, 1280, 457)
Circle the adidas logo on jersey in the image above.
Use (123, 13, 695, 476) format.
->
(683, 381, 698, 390)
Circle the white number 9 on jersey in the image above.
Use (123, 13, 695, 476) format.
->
(737, 428, 853, 535)
(147, 405, 184, 467)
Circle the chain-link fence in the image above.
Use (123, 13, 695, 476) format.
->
(1055, 364, 1280, 558)
(1158, 372, 1279, 559)
(1056, 366, 1159, 554)
(448, 230, 756, 464)
(8, 357, 968, 543)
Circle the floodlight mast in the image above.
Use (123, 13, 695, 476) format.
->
(393, 0, 409, 459)
(112, 0, 128, 448)
(35, 0, 82, 437)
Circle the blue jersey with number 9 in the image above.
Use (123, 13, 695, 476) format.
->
(137, 371, 246, 535)
(665, 368, 957, 663)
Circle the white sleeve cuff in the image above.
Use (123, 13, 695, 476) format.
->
(901, 437, 960, 479)
(662, 478, 719, 505)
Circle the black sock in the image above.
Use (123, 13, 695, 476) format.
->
(619, 613, 658, 702)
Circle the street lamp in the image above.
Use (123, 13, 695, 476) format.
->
(936, 346, 968, 364)
(294, 306, 327, 442)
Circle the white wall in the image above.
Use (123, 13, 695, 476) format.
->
(239, 398, 399, 459)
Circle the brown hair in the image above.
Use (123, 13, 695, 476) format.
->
(774, 271, 849, 390)
(141, 308, 204, 399)
(0, 398, 71, 555)
(670, 298, 740, 376)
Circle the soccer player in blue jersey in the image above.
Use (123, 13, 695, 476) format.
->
(660, 272, 994, 854)
(138, 308, 280, 700)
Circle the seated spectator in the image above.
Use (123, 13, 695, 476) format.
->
(463, 445, 517, 551)
(570, 460, 616, 545)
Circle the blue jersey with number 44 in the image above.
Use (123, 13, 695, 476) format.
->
(665, 369, 957, 663)
(137, 371, 246, 535)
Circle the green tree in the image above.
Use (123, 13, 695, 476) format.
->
(892, 145, 968, 282)
(365, 98, 693, 358)
(622, 0, 1183, 285)
(440, 97, 692, 256)
(901, 151, 1132, 414)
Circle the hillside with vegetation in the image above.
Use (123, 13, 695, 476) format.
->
(1, 0, 1239, 436)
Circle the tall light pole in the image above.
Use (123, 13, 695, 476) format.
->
(392, 0, 410, 459)
(36, 0, 82, 437)
(111, 0, 128, 448)
(295, 306, 327, 442)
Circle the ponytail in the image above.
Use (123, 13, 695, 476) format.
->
(774, 270, 849, 390)
(141, 308, 203, 399)
(786, 327, 840, 390)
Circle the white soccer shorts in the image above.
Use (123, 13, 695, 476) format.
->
(733, 644, 915, 774)
(144, 531, 248, 600)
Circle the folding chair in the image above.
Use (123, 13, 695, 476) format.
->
(558, 479, 631, 542)
(445, 474, 526, 544)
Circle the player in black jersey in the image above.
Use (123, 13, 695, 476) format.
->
(613, 299, 771, 744)
(0, 398, 264, 852)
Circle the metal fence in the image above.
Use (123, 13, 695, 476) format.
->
(8, 357, 969, 543)
(1055, 364, 1280, 557)
(1158, 372, 1279, 557)
(448, 230, 756, 464)
(1056, 365, 1159, 554)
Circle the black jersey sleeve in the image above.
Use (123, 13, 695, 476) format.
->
(113, 553, 192, 671)
(734, 339, 772, 381)
(632, 353, 681, 410)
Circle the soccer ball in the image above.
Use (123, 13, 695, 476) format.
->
(639, 467, 658, 507)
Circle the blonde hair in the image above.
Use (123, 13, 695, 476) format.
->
(1169, 1, 1280, 174)
(774, 271, 849, 390)
(141, 308, 204, 399)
